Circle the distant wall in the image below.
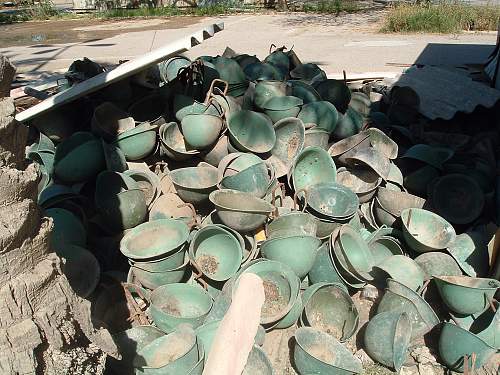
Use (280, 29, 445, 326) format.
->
(72, 0, 97, 9)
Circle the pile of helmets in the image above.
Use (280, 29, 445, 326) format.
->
(26, 45, 499, 375)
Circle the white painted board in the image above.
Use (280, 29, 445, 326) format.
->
(15, 22, 224, 123)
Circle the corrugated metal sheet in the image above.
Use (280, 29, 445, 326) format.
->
(391, 65, 500, 120)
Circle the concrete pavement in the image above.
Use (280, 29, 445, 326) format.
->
(0, 12, 496, 81)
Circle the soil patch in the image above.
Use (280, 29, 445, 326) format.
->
(261, 279, 287, 318)
(287, 132, 300, 159)
(197, 254, 219, 275)
(308, 311, 343, 340)
(159, 296, 181, 317)
(0, 17, 203, 48)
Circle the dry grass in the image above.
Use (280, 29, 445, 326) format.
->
(97, 3, 248, 18)
(0, 0, 251, 23)
(303, 0, 361, 14)
(0, 0, 61, 23)
(382, 1, 500, 33)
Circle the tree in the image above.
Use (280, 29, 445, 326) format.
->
(0, 55, 116, 375)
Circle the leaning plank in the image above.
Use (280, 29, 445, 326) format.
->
(327, 71, 400, 81)
(15, 23, 224, 123)
(11, 79, 67, 100)
(203, 273, 264, 375)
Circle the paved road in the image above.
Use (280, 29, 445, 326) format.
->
(0, 12, 496, 81)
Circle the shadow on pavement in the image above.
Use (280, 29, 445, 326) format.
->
(414, 42, 495, 66)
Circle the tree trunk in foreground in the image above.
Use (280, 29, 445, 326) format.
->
(0, 56, 115, 375)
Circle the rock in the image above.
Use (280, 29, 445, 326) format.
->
(0, 55, 15, 98)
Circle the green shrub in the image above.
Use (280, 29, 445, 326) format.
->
(96, 0, 249, 18)
(382, 1, 500, 33)
(303, 0, 360, 14)
(96, 6, 181, 18)
(0, 0, 60, 23)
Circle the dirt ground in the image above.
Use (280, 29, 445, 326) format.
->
(0, 16, 202, 47)
(0, 11, 496, 79)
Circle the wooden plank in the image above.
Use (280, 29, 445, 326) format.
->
(10, 78, 67, 99)
(15, 22, 224, 123)
(203, 273, 264, 375)
(327, 71, 400, 82)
